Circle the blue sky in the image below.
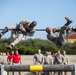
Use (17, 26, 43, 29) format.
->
(0, 0, 76, 39)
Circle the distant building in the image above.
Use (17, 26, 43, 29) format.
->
(68, 33, 76, 43)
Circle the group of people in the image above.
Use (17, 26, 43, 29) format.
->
(0, 50, 21, 75)
(0, 50, 21, 65)
(33, 49, 69, 75)
(0, 17, 76, 49)
(0, 49, 69, 75)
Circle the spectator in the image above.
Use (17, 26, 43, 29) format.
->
(2, 52, 7, 65)
(7, 51, 14, 65)
(54, 50, 65, 75)
(48, 52, 54, 65)
(12, 50, 21, 64)
(7, 52, 11, 64)
(12, 50, 21, 75)
(33, 49, 44, 65)
(0, 52, 3, 64)
(55, 50, 64, 64)
(7, 52, 12, 75)
(44, 51, 49, 64)
(10, 51, 15, 64)
(33, 49, 44, 75)
(63, 51, 69, 65)
(44, 51, 53, 75)
(44, 51, 53, 65)
(62, 50, 69, 75)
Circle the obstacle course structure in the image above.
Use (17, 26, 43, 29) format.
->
(0, 65, 76, 75)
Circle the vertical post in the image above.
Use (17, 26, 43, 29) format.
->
(1, 65, 4, 75)
(71, 70, 75, 75)
(71, 65, 75, 75)
(1, 65, 7, 75)
(75, 65, 76, 75)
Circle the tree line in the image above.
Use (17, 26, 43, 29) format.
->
(0, 37, 76, 55)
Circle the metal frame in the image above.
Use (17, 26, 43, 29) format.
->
(0, 65, 75, 75)
(0, 29, 46, 31)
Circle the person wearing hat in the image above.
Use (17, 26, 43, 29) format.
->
(0, 20, 37, 49)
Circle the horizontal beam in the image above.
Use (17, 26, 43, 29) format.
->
(0, 29, 3, 30)
(36, 29, 46, 31)
(3, 65, 75, 72)
(0, 29, 46, 31)
(43, 65, 75, 72)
